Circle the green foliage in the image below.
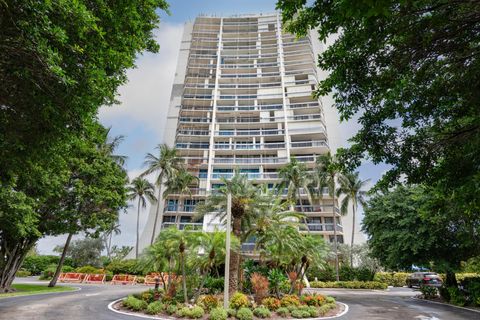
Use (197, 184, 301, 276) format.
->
(21, 255, 72, 275)
(197, 295, 219, 312)
(261, 297, 281, 311)
(253, 306, 271, 318)
(227, 308, 237, 318)
(420, 285, 438, 299)
(39, 264, 74, 280)
(55, 238, 105, 268)
(235, 307, 253, 320)
(276, 307, 289, 317)
(267, 269, 287, 297)
(280, 294, 301, 307)
(204, 277, 225, 294)
(230, 292, 249, 309)
(373, 272, 410, 287)
(106, 259, 140, 275)
(187, 304, 204, 318)
(140, 289, 156, 303)
(15, 269, 31, 277)
(319, 303, 336, 316)
(146, 301, 163, 315)
(176, 306, 191, 317)
(460, 277, 480, 306)
(300, 293, 327, 306)
(290, 308, 310, 319)
(326, 296, 335, 304)
(209, 307, 228, 320)
(448, 287, 466, 306)
(307, 264, 336, 282)
(310, 281, 387, 290)
(75, 265, 102, 274)
(165, 304, 178, 315)
(123, 295, 147, 311)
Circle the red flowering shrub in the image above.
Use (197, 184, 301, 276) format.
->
(251, 273, 269, 303)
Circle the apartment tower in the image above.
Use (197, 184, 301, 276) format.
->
(137, 13, 344, 252)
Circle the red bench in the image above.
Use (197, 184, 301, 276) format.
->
(111, 274, 136, 285)
(60, 272, 85, 283)
(84, 273, 106, 284)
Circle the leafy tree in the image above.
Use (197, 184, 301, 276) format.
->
(109, 246, 133, 262)
(336, 172, 369, 267)
(127, 177, 157, 258)
(102, 221, 122, 259)
(363, 184, 480, 285)
(0, 0, 169, 292)
(141, 144, 183, 244)
(195, 170, 257, 293)
(277, 0, 480, 213)
(54, 237, 104, 268)
(313, 152, 343, 281)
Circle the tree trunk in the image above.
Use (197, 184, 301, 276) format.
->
(350, 203, 356, 268)
(332, 177, 340, 281)
(49, 233, 73, 287)
(445, 269, 457, 287)
(151, 182, 163, 245)
(229, 217, 242, 294)
(297, 188, 310, 232)
(181, 252, 188, 303)
(0, 238, 35, 292)
(136, 198, 141, 259)
(108, 230, 113, 258)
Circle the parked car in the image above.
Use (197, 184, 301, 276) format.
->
(406, 272, 443, 288)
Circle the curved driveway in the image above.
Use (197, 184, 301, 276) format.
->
(1, 279, 478, 319)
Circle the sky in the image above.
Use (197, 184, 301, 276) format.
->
(36, 0, 390, 254)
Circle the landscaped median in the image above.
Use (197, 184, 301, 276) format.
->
(309, 281, 387, 290)
(110, 290, 348, 319)
(0, 284, 77, 298)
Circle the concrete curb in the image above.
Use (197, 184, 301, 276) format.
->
(108, 298, 349, 320)
(411, 297, 480, 314)
(0, 286, 81, 300)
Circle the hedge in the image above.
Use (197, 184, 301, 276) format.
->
(309, 281, 387, 290)
(373, 272, 410, 287)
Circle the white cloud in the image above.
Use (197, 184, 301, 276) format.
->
(99, 22, 184, 142)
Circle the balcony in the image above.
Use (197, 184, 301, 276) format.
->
(215, 129, 284, 136)
(295, 205, 341, 214)
(216, 104, 282, 112)
(177, 129, 210, 136)
(288, 114, 322, 121)
(216, 116, 283, 124)
(290, 140, 328, 148)
(176, 142, 209, 149)
(214, 142, 285, 150)
(304, 223, 343, 232)
(179, 117, 211, 123)
(212, 157, 288, 165)
(210, 172, 279, 180)
(161, 222, 203, 231)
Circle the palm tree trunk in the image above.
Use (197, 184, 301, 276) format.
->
(297, 188, 309, 232)
(136, 198, 141, 259)
(176, 196, 182, 229)
(229, 217, 242, 294)
(181, 252, 188, 303)
(49, 232, 73, 287)
(151, 182, 163, 245)
(108, 230, 113, 259)
(332, 177, 340, 281)
(350, 203, 356, 268)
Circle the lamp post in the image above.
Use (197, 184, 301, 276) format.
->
(223, 192, 232, 308)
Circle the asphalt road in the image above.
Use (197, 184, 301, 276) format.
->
(0, 279, 478, 320)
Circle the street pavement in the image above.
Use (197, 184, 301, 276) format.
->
(0, 278, 478, 319)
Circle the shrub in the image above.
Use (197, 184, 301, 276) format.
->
(448, 287, 466, 306)
(280, 294, 301, 307)
(21, 255, 73, 275)
(355, 268, 376, 281)
(227, 308, 237, 317)
(209, 307, 228, 320)
(105, 259, 139, 275)
(198, 294, 219, 311)
(300, 293, 326, 306)
(205, 276, 224, 294)
(373, 272, 410, 287)
(230, 292, 249, 309)
(140, 289, 155, 303)
(188, 306, 205, 319)
(261, 297, 281, 310)
(16, 269, 31, 277)
(75, 265, 101, 274)
(460, 276, 480, 306)
(303, 305, 318, 317)
(251, 272, 269, 303)
(253, 306, 271, 318)
(319, 303, 336, 316)
(236, 307, 253, 320)
(177, 306, 191, 317)
(146, 301, 163, 315)
(123, 295, 147, 311)
(39, 264, 74, 280)
(309, 280, 387, 290)
(339, 265, 355, 281)
(420, 285, 438, 299)
(166, 304, 178, 315)
(326, 296, 335, 304)
(307, 264, 336, 282)
(276, 307, 289, 317)
(137, 276, 145, 284)
(290, 308, 310, 318)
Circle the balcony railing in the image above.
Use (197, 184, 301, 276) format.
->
(179, 117, 211, 123)
(295, 205, 341, 213)
(304, 223, 343, 232)
(211, 172, 279, 180)
(177, 129, 210, 136)
(288, 114, 322, 121)
(216, 104, 282, 111)
(215, 129, 284, 136)
(290, 140, 328, 148)
(212, 157, 288, 164)
(176, 142, 209, 149)
(216, 116, 284, 123)
(214, 142, 285, 150)
(161, 222, 203, 231)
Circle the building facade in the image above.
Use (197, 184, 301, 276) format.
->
(136, 13, 344, 253)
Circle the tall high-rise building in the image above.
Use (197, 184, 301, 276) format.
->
(137, 13, 344, 252)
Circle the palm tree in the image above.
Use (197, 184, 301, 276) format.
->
(195, 169, 257, 293)
(99, 127, 128, 167)
(163, 169, 199, 228)
(336, 172, 369, 267)
(103, 221, 121, 259)
(189, 231, 240, 300)
(278, 157, 312, 218)
(141, 144, 183, 244)
(314, 152, 342, 281)
(127, 177, 157, 259)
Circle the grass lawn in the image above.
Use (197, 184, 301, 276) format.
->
(0, 284, 76, 298)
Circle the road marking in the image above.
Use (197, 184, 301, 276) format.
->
(414, 316, 440, 320)
(85, 293, 100, 297)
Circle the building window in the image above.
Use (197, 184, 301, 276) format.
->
(328, 235, 344, 244)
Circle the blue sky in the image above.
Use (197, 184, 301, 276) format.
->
(37, 1, 390, 254)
